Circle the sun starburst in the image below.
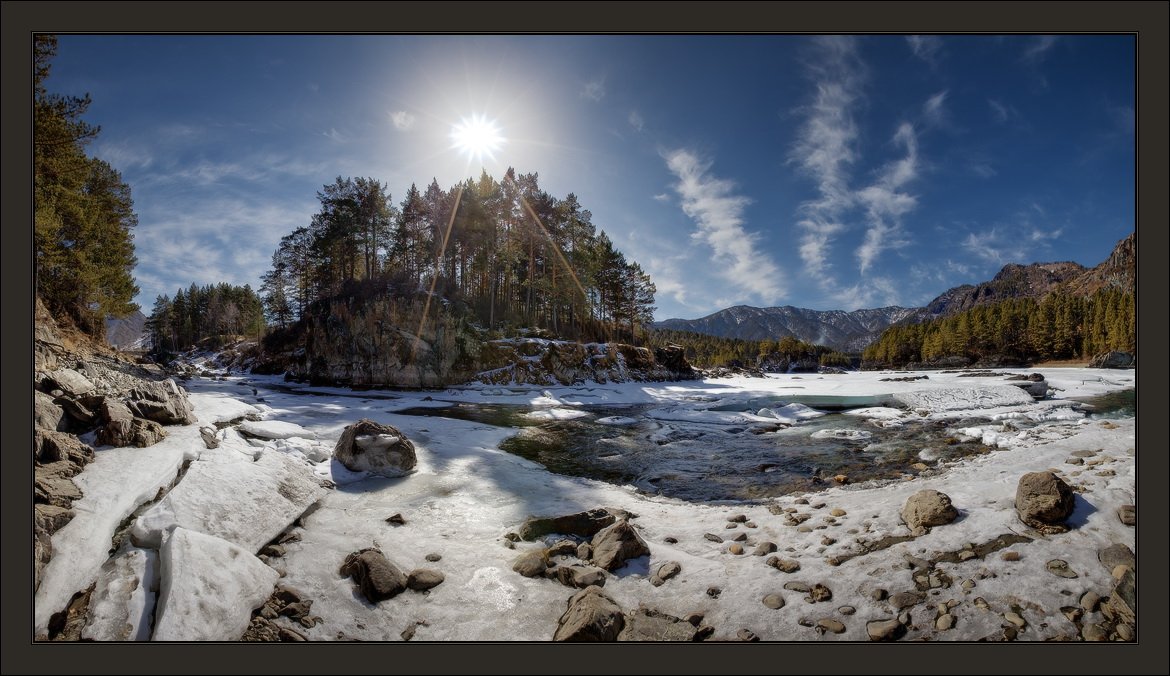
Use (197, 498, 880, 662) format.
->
(450, 114, 505, 162)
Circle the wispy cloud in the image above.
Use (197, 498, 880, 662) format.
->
(581, 76, 606, 102)
(664, 149, 785, 304)
(1108, 103, 1135, 135)
(390, 110, 415, 131)
(962, 224, 1064, 266)
(832, 275, 902, 310)
(987, 98, 1022, 125)
(628, 110, 644, 132)
(1022, 35, 1059, 64)
(856, 123, 918, 274)
(923, 90, 948, 127)
(652, 193, 670, 202)
(969, 161, 997, 178)
(323, 127, 347, 143)
(906, 35, 943, 68)
(790, 36, 864, 279)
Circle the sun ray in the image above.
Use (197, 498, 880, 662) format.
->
(450, 115, 505, 163)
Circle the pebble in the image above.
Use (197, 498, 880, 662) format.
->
(1046, 559, 1078, 579)
(795, 498, 809, 505)
(962, 579, 976, 591)
(806, 584, 832, 603)
(767, 556, 801, 573)
(838, 605, 856, 615)
(1064, 457, 1084, 466)
(1001, 551, 1020, 562)
(958, 551, 976, 562)
(898, 611, 913, 626)
(797, 617, 815, 627)
(821, 537, 837, 546)
(706, 586, 722, 598)
(1081, 623, 1106, 641)
(870, 589, 888, 601)
(974, 597, 990, 610)
(683, 612, 705, 626)
(728, 514, 748, 523)
(704, 533, 724, 543)
(731, 532, 747, 542)
(1116, 624, 1134, 641)
(1004, 612, 1026, 628)
(1117, 505, 1136, 526)
(1071, 449, 1097, 457)
(1080, 591, 1101, 612)
(817, 619, 846, 634)
(783, 581, 810, 593)
(386, 513, 406, 525)
(1061, 606, 1083, 622)
(1112, 564, 1131, 580)
(745, 521, 758, 529)
(724, 523, 739, 530)
(936, 614, 954, 631)
(830, 508, 847, 517)
(737, 628, 760, 642)
(762, 594, 785, 609)
(797, 526, 813, 533)
(890, 591, 921, 610)
(425, 553, 442, 562)
(663, 537, 678, 544)
(812, 502, 826, 509)
(752, 542, 777, 556)
(728, 543, 744, 555)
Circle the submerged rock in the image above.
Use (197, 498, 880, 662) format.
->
(333, 419, 417, 477)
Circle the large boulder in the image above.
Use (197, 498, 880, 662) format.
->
(1015, 471, 1075, 532)
(45, 368, 96, 399)
(96, 398, 166, 448)
(34, 428, 94, 467)
(1089, 351, 1135, 369)
(901, 490, 958, 533)
(553, 586, 625, 641)
(126, 379, 197, 425)
(590, 520, 650, 571)
(340, 548, 407, 603)
(518, 508, 617, 541)
(333, 419, 417, 477)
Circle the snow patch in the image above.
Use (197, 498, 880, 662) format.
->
(238, 419, 315, 440)
(80, 548, 158, 641)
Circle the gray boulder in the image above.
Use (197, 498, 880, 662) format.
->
(553, 586, 625, 641)
(34, 390, 66, 432)
(333, 419, 417, 477)
(96, 398, 166, 448)
(512, 549, 549, 577)
(551, 564, 608, 589)
(46, 368, 96, 398)
(339, 548, 407, 602)
(590, 520, 650, 572)
(617, 607, 700, 641)
(1015, 471, 1074, 532)
(901, 489, 958, 533)
(126, 379, 197, 425)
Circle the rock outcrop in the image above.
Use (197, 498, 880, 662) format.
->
(1089, 351, 1135, 369)
(477, 338, 697, 386)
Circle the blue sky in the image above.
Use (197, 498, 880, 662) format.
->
(49, 35, 1134, 320)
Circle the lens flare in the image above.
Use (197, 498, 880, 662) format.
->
(450, 115, 505, 162)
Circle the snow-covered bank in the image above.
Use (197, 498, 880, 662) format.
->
(38, 367, 1136, 641)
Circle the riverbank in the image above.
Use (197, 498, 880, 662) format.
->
(36, 367, 1136, 641)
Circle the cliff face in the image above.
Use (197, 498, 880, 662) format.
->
(270, 294, 696, 388)
(925, 261, 1088, 316)
(1064, 232, 1136, 297)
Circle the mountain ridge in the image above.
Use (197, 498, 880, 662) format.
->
(656, 232, 1134, 352)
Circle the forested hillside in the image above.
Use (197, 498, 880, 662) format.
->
(259, 170, 656, 345)
(146, 283, 266, 357)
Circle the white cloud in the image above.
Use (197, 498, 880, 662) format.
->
(628, 110, 644, 132)
(652, 193, 670, 202)
(581, 76, 606, 102)
(1022, 36, 1058, 64)
(664, 149, 785, 304)
(323, 127, 346, 143)
(832, 276, 901, 310)
(390, 110, 415, 131)
(987, 99, 1020, 124)
(855, 122, 918, 274)
(790, 36, 865, 279)
(906, 35, 943, 67)
(923, 90, 947, 127)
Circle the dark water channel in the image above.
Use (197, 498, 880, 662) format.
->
(396, 402, 1002, 502)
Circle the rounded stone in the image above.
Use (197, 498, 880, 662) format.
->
(763, 594, 785, 609)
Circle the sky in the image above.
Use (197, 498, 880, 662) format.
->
(48, 35, 1134, 321)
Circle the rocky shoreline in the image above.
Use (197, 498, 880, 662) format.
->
(33, 315, 1137, 641)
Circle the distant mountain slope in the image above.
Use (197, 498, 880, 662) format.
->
(655, 305, 925, 352)
(105, 310, 149, 350)
(656, 232, 1134, 353)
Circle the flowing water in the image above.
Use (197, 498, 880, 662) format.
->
(1071, 388, 1135, 419)
(396, 402, 997, 502)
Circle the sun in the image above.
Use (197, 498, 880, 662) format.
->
(450, 114, 505, 162)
